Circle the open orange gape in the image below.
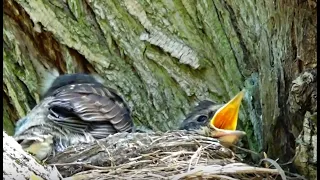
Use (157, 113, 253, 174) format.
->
(209, 90, 246, 145)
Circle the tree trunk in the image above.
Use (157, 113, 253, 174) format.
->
(3, 0, 316, 176)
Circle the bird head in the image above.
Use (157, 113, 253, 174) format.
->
(180, 90, 246, 146)
(16, 134, 54, 161)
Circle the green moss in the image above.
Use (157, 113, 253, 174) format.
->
(67, 0, 85, 21)
(3, 116, 15, 136)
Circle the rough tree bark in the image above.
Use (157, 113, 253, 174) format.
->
(3, 0, 316, 177)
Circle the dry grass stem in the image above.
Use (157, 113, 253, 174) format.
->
(47, 131, 305, 180)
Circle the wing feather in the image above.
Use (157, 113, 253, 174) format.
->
(47, 83, 133, 139)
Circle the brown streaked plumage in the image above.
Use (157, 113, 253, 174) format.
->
(46, 82, 132, 137)
(14, 73, 134, 160)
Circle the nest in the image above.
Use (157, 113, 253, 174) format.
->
(48, 131, 305, 180)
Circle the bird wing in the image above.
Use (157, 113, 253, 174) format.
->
(47, 83, 133, 139)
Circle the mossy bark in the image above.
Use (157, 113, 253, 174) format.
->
(3, 0, 316, 175)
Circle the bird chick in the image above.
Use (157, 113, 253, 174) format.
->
(180, 90, 246, 147)
(22, 134, 54, 161)
(14, 73, 134, 160)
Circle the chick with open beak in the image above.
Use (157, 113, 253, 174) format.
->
(180, 90, 246, 147)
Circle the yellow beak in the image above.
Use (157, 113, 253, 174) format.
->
(209, 90, 246, 145)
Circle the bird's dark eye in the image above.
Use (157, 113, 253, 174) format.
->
(197, 115, 207, 123)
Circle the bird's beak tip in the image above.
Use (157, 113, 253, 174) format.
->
(232, 90, 245, 103)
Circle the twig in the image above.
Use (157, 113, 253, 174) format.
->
(188, 146, 202, 172)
